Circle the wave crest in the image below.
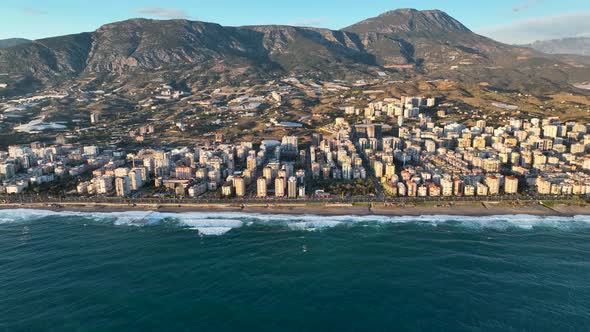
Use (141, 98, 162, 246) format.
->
(1, 209, 590, 235)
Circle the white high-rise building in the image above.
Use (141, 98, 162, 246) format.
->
(287, 176, 297, 198)
(95, 175, 113, 194)
(275, 177, 286, 197)
(281, 136, 298, 152)
(342, 162, 352, 180)
(129, 169, 144, 191)
(0, 163, 16, 179)
(257, 177, 267, 198)
(115, 176, 131, 197)
(504, 176, 519, 194)
(234, 176, 246, 197)
(373, 161, 384, 178)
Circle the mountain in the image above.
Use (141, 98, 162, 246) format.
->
(0, 9, 589, 96)
(0, 38, 31, 49)
(342, 8, 514, 68)
(0, 19, 381, 94)
(344, 9, 590, 93)
(344, 8, 470, 35)
(525, 37, 590, 56)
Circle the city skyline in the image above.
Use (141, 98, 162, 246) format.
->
(1, 0, 590, 44)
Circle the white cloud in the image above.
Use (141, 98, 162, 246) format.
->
(512, 0, 545, 12)
(133, 6, 191, 20)
(477, 11, 590, 44)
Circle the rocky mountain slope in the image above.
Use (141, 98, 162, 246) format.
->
(0, 9, 589, 96)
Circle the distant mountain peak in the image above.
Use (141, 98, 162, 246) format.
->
(343, 8, 470, 35)
(524, 36, 590, 56)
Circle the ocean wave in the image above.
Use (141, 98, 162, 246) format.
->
(1, 209, 590, 235)
(287, 220, 344, 231)
(180, 219, 243, 236)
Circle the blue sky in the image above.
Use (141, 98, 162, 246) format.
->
(1, 0, 590, 43)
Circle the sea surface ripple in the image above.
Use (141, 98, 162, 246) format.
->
(1, 209, 589, 331)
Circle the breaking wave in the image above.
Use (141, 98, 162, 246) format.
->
(1, 209, 590, 235)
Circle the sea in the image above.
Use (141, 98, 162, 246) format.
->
(1, 209, 590, 331)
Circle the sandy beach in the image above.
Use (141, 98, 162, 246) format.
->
(1, 201, 589, 216)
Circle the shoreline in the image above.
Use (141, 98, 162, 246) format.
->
(1, 201, 589, 217)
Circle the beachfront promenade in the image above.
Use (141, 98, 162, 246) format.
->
(1, 193, 586, 206)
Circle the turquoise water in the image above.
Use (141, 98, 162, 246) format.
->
(1, 210, 590, 331)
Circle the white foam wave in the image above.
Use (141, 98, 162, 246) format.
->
(181, 219, 243, 236)
(287, 220, 344, 231)
(193, 227, 235, 236)
(1, 209, 590, 234)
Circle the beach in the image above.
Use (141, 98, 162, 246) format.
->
(1, 200, 588, 216)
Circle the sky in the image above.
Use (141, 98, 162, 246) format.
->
(1, 0, 590, 44)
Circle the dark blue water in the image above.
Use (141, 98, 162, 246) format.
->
(1, 210, 590, 331)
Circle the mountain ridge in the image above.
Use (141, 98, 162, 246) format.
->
(343, 8, 472, 34)
(0, 38, 31, 49)
(0, 9, 589, 96)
